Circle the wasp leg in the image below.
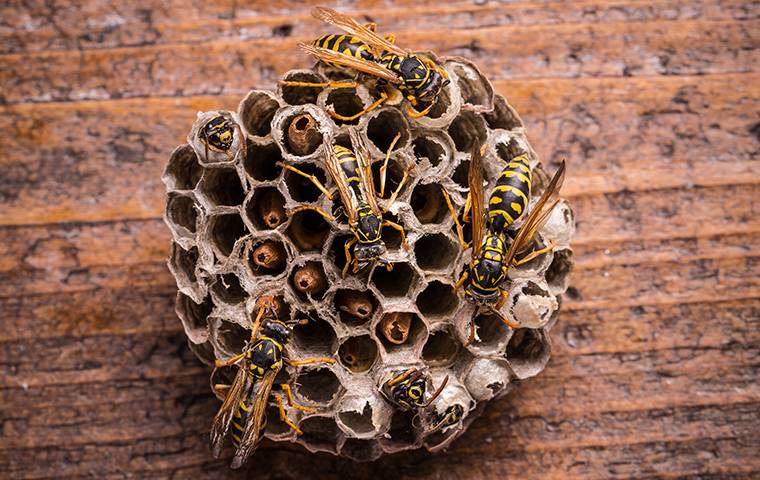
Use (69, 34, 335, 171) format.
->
(286, 205, 335, 223)
(406, 102, 433, 119)
(279, 384, 316, 413)
(385, 33, 396, 44)
(462, 192, 472, 223)
(379, 133, 401, 198)
(513, 240, 556, 267)
(342, 238, 357, 277)
(215, 352, 247, 368)
(496, 289, 508, 310)
(441, 188, 467, 250)
(387, 367, 418, 386)
(384, 262, 394, 272)
(494, 294, 520, 329)
(330, 91, 388, 121)
(454, 270, 469, 293)
(285, 356, 336, 366)
(279, 80, 358, 89)
(364, 22, 377, 32)
(274, 395, 303, 435)
(382, 219, 409, 250)
(276, 162, 333, 200)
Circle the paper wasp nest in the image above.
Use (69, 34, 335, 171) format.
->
(163, 56, 575, 461)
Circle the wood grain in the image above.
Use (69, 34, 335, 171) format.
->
(1, 1, 758, 479)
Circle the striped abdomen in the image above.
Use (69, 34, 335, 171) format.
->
(488, 153, 532, 233)
(334, 145, 364, 198)
(230, 395, 266, 450)
(312, 34, 375, 64)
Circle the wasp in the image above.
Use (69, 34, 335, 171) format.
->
(280, 7, 450, 121)
(199, 112, 245, 163)
(284, 128, 411, 276)
(448, 144, 566, 344)
(210, 296, 335, 468)
(380, 368, 448, 412)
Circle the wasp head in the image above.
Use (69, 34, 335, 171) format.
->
(202, 115, 236, 152)
(382, 369, 428, 411)
(260, 319, 292, 344)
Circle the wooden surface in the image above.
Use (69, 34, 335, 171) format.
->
(1, 1, 758, 478)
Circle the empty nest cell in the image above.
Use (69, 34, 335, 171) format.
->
(338, 335, 378, 373)
(448, 60, 493, 110)
(285, 208, 331, 252)
(290, 261, 328, 300)
(327, 233, 354, 273)
(209, 213, 246, 258)
(448, 111, 488, 152)
(297, 416, 343, 454)
(416, 281, 459, 319)
(296, 368, 343, 404)
(215, 319, 249, 357)
(484, 94, 523, 131)
(211, 273, 246, 306)
(165, 145, 203, 191)
(366, 109, 410, 154)
(334, 289, 376, 327)
(338, 402, 375, 437)
(245, 187, 287, 230)
(422, 326, 461, 367)
(198, 168, 245, 208)
(377, 312, 426, 353)
(412, 133, 450, 169)
(472, 312, 512, 350)
(265, 404, 294, 437)
(166, 193, 198, 234)
(292, 314, 337, 357)
(411, 183, 451, 224)
(281, 71, 326, 105)
(239, 90, 280, 137)
(379, 212, 404, 250)
(414, 233, 458, 272)
(170, 244, 199, 284)
(452, 159, 470, 189)
(325, 88, 366, 126)
(244, 141, 282, 182)
(371, 158, 407, 202)
(284, 163, 328, 202)
(176, 292, 213, 343)
(545, 248, 574, 293)
(247, 239, 287, 277)
(340, 438, 380, 462)
(383, 410, 418, 446)
(370, 262, 418, 299)
(505, 328, 551, 379)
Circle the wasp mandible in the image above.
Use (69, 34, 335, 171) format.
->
(280, 7, 450, 121)
(210, 297, 335, 468)
(448, 144, 566, 344)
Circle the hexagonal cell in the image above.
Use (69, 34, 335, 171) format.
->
(412, 133, 451, 169)
(292, 314, 337, 357)
(247, 238, 287, 277)
(187, 340, 215, 366)
(325, 88, 365, 126)
(416, 281, 459, 320)
(421, 326, 461, 367)
(277, 110, 325, 158)
(209, 213, 246, 258)
(506, 328, 551, 379)
(414, 233, 458, 272)
(340, 438, 381, 462)
(286, 209, 331, 252)
(164, 144, 203, 191)
(290, 261, 328, 300)
(211, 273, 246, 306)
(380, 212, 405, 250)
(371, 157, 408, 201)
(376, 312, 426, 353)
(447, 60, 494, 111)
(545, 248, 574, 294)
(215, 319, 248, 357)
(471, 312, 511, 350)
(284, 163, 328, 202)
(411, 183, 450, 224)
(366, 109, 410, 154)
(245, 187, 286, 230)
(370, 262, 418, 299)
(176, 292, 212, 344)
(166, 193, 198, 234)
(169, 243, 199, 285)
(495, 136, 529, 165)
(295, 367, 342, 405)
(508, 280, 558, 329)
(198, 168, 245, 208)
(281, 70, 326, 105)
(447, 111, 488, 152)
(383, 410, 417, 447)
(243, 141, 282, 182)
(338, 335, 378, 373)
(238, 90, 280, 138)
(484, 94, 523, 131)
(338, 402, 375, 437)
(297, 415, 342, 454)
(465, 358, 511, 401)
(452, 159, 470, 189)
(334, 289, 377, 327)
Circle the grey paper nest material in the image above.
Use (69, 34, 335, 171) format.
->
(163, 57, 575, 461)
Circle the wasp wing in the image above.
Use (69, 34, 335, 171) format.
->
(230, 367, 277, 469)
(312, 7, 407, 57)
(469, 145, 486, 259)
(349, 127, 381, 217)
(210, 363, 250, 458)
(323, 138, 359, 225)
(298, 43, 401, 84)
(503, 161, 566, 267)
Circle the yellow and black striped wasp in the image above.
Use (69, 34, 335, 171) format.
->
(450, 144, 566, 344)
(380, 367, 448, 413)
(281, 7, 450, 121)
(210, 296, 335, 468)
(287, 127, 411, 276)
(198, 113, 245, 162)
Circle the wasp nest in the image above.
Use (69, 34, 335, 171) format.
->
(163, 56, 575, 461)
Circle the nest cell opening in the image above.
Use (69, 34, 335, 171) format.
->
(384, 410, 417, 446)
(328, 233, 354, 272)
(166, 145, 203, 191)
(340, 438, 380, 462)
(166, 194, 198, 234)
(292, 315, 337, 357)
(265, 404, 293, 436)
(377, 312, 426, 353)
(450, 63, 492, 109)
(452, 159, 470, 189)
(484, 95, 522, 131)
(366, 109, 409, 153)
(199, 168, 245, 208)
(416, 281, 459, 319)
(239, 91, 280, 137)
(495, 137, 525, 164)
(338, 402, 375, 436)
(326, 89, 365, 126)
(178, 293, 213, 333)
(285, 209, 331, 252)
(506, 328, 550, 374)
(414, 233, 458, 272)
(411, 183, 450, 224)
(209, 213, 247, 258)
(426, 83, 453, 119)
(422, 327, 461, 367)
(338, 335, 378, 373)
(473, 313, 510, 348)
(370, 262, 417, 299)
(334, 289, 376, 327)
(448, 111, 488, 153)
(380, 212, 404, 250)
(283, 163, 328, 202)
(244, 141, 282, 182)
(290, 261, 328, 300)
(545, 248, 574, 291)
(246, 187, 286, 230)
(248, 239, 287, 276)
(281, 71, 325, 105)
(413, 135, 446, 168)
(170, 244, 199, 283)
(298, 416, 342, 453)
(216, 320, 249, 356)
(211, 273, 246, 305)
(296, 368, 342, 404)
(371, 158, 406, 201)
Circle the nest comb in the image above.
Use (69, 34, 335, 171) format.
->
(162, 56, 576, 461)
